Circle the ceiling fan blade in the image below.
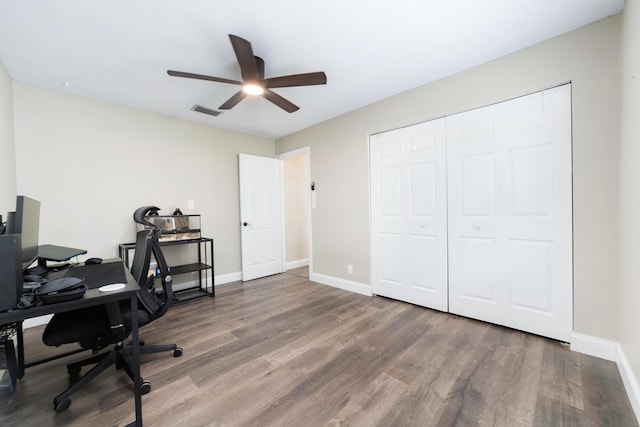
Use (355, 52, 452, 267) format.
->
(265, 72, 327, 88)
(262, 89, 299, 113)
(167, 70, 241, 86)
(229, 34, 258, 82)
(219, 90, 247, 110)
(255, 56, 265, 81)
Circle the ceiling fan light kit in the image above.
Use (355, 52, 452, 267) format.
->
(168, 34, 327, 113)
(242, 83, 264, 96)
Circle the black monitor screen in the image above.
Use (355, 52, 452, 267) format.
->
(14, 195, 40, 270)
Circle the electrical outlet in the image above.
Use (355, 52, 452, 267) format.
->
(347, 264, 353, 275)
(187, 200, 195, 210)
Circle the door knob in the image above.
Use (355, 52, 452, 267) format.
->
(243, 222, 250, 227)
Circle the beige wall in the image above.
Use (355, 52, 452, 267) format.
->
(13, 83, 274, 276)
(276, 16, 621, 341)
(0, 59, 16, 214)
(619, 0, 640, 390)
(283, 153, 309, 265)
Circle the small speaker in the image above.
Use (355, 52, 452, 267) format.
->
(5, 211, 15, 234)
(0, 234, 22, 312)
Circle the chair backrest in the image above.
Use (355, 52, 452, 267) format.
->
(130, 206, 175, 318)
(130, 229, 154, 287)
(130, 228, 163, 314)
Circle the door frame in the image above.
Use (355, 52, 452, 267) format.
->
(277, 147, 313, 276)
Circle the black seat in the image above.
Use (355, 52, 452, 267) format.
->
(42, 206, 182, 413)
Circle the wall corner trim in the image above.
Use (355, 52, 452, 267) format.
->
(309, 272, 373, 296)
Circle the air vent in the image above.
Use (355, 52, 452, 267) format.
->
(191, 104, 221, 117)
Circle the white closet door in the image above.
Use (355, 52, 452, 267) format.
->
(370, 120, 448, 311)
(447, 85, 572, 341)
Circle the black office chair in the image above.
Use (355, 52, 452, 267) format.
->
(42, 206, 182, 413)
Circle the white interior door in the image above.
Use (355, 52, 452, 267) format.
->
(447, 84, 572, 341)
(370, 120, 448, 311)
(239, 154, 284, 281)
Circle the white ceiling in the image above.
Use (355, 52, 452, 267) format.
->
(0, 0, 624, 139)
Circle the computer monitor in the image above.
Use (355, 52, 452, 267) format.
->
(13, 195, 41, 270)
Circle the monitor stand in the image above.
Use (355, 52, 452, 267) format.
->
(37, 244, 87, 268)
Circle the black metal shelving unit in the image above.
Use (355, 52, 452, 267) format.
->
(118, 237, 214, 303)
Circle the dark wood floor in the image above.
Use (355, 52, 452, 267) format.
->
(1, 267, 637, 426)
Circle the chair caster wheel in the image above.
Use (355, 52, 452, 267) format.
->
(67, 366, 81, 377)
(173, 347, 183, 357)
(54, 398, 71, 413)
(140, 380, 151, 395)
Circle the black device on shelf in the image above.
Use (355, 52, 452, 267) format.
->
(4, 212, 15, 234)
(12, 196, 40, 271)
(0, 235, 22, 312)
(0, 195, 40, 312)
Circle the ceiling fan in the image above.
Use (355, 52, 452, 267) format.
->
(167, 34, 327, 113)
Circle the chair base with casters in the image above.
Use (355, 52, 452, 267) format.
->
(53, 340, 183, 413)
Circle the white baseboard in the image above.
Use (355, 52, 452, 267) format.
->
(309, 272, 372, 296)
(570, 332, 618, 361)
(616, 344, 640, 422)
(571, 333, 640, 423)
(285, 258, 309, 270)
(215, 271, 242, 285)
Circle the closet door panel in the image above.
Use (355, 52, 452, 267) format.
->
(371, 119, 448, 311)
(448, 84, 572, 342)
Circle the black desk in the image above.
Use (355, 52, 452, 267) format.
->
(0, 259, 143, 427)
